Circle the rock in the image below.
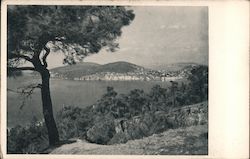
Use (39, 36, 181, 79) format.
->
(114, 118, 127, 133)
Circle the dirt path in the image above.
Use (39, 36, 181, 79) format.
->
(50, 125, 208, 155)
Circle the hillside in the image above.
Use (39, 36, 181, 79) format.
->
(49, 101, 208, 155)
(149, 62, 200, 71)
(50, 61, 144, 78)
(49, 61, 202, 81)
(97, 61, 142, 73)
(51, 62, 100, 73)
(50, 62, 100, 78)
(50, 125, 208, 155)
(50, 101, 208, 155)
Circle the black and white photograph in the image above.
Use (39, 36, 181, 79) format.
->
(5, 4, 209, 155)
(2, 1, 249, 158)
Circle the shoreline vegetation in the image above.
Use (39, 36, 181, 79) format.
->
(7, 65, 208, 154)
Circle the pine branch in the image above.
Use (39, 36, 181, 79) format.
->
(8, 53, 32, 62)
(8, 67, 36, 71)
(8, 84, 42, 109)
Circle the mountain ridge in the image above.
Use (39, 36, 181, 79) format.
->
(50, 61, 200, 80)
(50, 61, 145, 79)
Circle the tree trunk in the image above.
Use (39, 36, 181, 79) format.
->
(40, 68, 59, 146)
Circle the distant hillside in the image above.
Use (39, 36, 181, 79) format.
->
(49, 61, 205, 80)
(149, 62, 200, 72)
(97, 61, 142, 73)
(50, 62, 99, 74)
(50, 61, 144, 78)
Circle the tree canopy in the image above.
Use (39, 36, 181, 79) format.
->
(8, 6, 135, 72)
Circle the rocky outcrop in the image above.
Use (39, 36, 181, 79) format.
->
(109, 102, 208, 145)
(87, 102, 208, 145)
(168, 102, 208, 127)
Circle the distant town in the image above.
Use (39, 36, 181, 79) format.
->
(50, 65, 195, 82)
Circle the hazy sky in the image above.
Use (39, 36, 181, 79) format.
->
(46, 6, 208, 69)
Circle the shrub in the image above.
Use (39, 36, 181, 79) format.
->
(56, 106, 82, 140)
(108, 132, 128, 145)
(56, 105, 94, 140)
(7, 121, 48, 154)
(86, 114, 116, 144)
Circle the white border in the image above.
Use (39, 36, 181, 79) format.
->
(1, 0, 249, 159)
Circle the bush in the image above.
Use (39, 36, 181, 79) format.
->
(56, 105, 94, 140)
(108, 132, 128, 145)
(86, 114, 116, 144)
(7, 121, 48, 154)
(56, 106, 81, 140)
